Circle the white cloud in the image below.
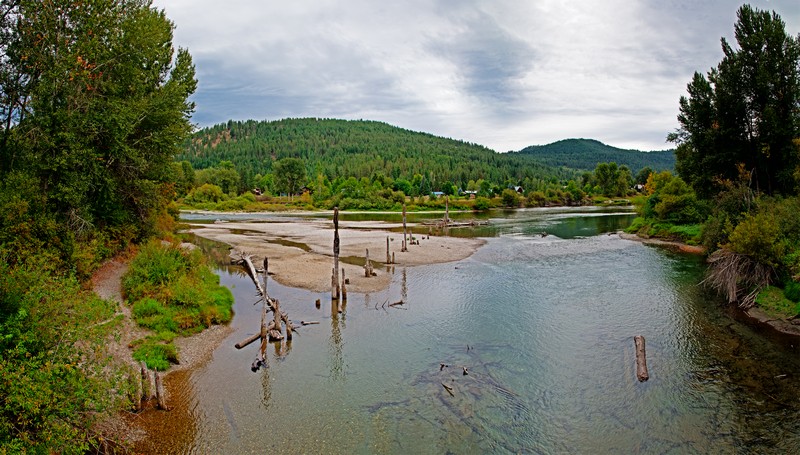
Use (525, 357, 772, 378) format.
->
(153, 0, 800, 152)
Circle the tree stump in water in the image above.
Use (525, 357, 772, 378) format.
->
(402, 204, 408, 252)
(364, 248, 373, 277)
(154, 371, 167, 410)
(332, 207, 340, 301)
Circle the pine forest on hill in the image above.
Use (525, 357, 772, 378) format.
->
(178, 118, 574, 190)
(515, 138, 675, 174)
(178, 118, 675, 193)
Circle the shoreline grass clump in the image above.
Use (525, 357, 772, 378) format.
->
(122, 241, 233, 370)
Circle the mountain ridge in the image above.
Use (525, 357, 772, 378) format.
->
(514, 138, 675, 173)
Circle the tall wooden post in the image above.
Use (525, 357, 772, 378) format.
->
(263, 257, 269, 296)
(402, 204, 408, 252)
(365, 248, 373, 277)
(332, 207, 340, 301)
(386, 236, 391, 263)
(445, 196, 450, 225)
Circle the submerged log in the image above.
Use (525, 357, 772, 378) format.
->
(634, 335, 649, 382)
(441, 382, 455, 397)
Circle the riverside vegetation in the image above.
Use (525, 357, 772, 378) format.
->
(627, 5, 800, 318)
(0, 0, 201, 452)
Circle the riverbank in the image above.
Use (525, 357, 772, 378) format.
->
(184, 214, 486, 294)
(618, 232, 800, 341)
(618, 231, 705, 254)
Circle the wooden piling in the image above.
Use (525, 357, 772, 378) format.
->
(402, 204, 408, 252)
(140, 362, 149, 401)
(634, 335, 649, 382)
(386, 236, 390, 263)
(365, 248, 373, 277)
(154, 371, 167, 410)
(332, 207, 340, 300)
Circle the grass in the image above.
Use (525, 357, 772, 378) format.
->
(122, 240, 233, 370)
(755, 286, 800, 319)
(625, 217, 702, 245)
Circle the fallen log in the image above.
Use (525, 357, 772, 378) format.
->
(235, 332, 261, 349)
(388, 300, 405, 307)
(300, 320, 320, 325)
(634, 335, 649, 382)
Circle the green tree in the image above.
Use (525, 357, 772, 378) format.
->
(0, 0, 196, 242)
(196, 161, 240, 195)
(273, 158, 306, 199)
(670, 5, 800, 197)
(501, 188, 521, 207)
(635, 166, 653, 186)
(594, 162, 619, 196)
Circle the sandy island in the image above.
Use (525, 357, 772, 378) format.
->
(185, 213, 487, 294)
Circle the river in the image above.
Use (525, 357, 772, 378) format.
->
(136, 208, 800, 453)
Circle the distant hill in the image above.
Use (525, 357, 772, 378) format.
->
(178, 118, 579, 189)
(513, 139, 675, 173)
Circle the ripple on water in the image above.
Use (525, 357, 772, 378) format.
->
(138, 213, 800, 454)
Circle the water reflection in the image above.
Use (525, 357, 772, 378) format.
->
(259, 364, 271, 410)
(328, 302, 345, 381)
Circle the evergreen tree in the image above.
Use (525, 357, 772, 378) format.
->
(670, 5, 800, 197)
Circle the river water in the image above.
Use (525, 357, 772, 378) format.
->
(138, 209, 800, 454)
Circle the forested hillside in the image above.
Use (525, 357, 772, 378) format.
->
(515, 139, 675, 173)
(177, 118, 578, 191)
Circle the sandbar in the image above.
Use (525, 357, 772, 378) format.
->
(185, 213, 487, 293)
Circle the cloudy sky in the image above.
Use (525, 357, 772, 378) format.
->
(152, 0, 800, 152)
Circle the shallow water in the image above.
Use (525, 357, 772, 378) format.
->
(138, 210, 800, 454)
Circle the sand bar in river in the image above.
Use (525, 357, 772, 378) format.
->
(185, 214, 486, 293)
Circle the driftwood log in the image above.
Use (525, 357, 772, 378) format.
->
(234, 254, 296, 371)
(634, 335, 649, 382)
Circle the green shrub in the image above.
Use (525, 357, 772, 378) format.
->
(473, 197, 491, 211)
(133, 338, 179, 371)
(123, 241, 234, 370)
(784, 281, 800, 303)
